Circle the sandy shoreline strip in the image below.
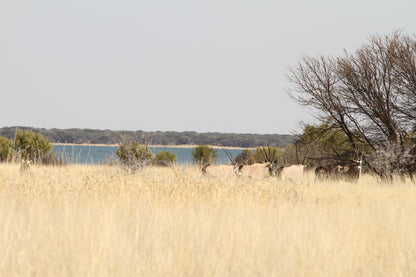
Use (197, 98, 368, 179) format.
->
(52, 143, 252, 150)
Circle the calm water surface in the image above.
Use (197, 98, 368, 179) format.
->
(53, 145, 244, 165)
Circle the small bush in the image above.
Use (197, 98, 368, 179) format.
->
(235, 149, 255, 165)
(192, 145, 218, 166)
(254, 146, 281, 164)
(14, 130, 59, 164)
(0, 137, 12, 162)
(155, 151, 177, 166)
(116, 142, 154, 173)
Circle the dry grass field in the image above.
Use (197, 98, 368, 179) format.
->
(0, 163, 416, 276)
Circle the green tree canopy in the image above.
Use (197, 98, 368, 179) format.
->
(294, 123, 370, 167)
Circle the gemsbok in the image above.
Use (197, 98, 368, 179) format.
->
(315, 165, 330, 181)
(239, 162, 272, 178)
(331, 160, 362, 182)
(277, 164, 306, 182)
(314, 160, 362, 183)
(201, 148, 242, 177)
(202, 164, 243, 177)
(239, 146, 279, 178)
(20, 159, 33, 174)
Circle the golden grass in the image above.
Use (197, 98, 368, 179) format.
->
(1, 164, 416, 276)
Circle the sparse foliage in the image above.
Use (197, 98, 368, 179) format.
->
(369, 141, 415, 182)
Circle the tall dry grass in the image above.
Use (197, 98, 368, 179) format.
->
(0, 163, 415, 276)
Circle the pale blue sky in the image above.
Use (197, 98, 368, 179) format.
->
(1, 1, 415, 134)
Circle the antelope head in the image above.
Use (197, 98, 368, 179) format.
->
(261, 145, 279, 176)
(223, 148, 243, 176)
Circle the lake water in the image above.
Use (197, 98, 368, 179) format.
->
(53, 145, 244, 165)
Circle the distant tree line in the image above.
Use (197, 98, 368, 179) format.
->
(0, 127, 296, 148)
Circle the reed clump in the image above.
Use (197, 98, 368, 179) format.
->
(0, 163, 415, 276)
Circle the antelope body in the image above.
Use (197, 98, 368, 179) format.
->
(202, 164, 242, 178)
(239, 163, 272, 178)
(315, 165, 330, 181)
(331, 160, 362, 182)
(277, 164, 305, 182)
(315, 160, 362, 182)
(239, 146, 280, 178)
(20, 160, 33, 173)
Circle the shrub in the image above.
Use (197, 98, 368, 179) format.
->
(14, 130, 58, 164)
(192, 145, 218, 166)
(0, 137, 12, 162)
(116, 142, 154, 173)
(155, 151, 177, 166)
(253, 146, 281, 164)
(235, 147, 282, 165)
(235, 149, 255, 165)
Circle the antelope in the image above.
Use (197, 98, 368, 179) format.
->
(277, 164, 306, 182)
(239, 162, 272, 178)
(316, 159, 362, 182)
(331, 160, 362, 182)
(239, 146, 279, 178)
(202, 164, 243, 177)
(20, 159, 33, 174)
(201, 148, 242, 177)
(315, 165, 330, 181)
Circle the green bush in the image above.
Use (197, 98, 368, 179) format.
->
(235, 149, 255, 165)
(116, 142, 154, 172)
(14, 130, 57, 164)
(0, 137, 12, 162)
(192, 145, 218, 166)
(155, 151, 177, 166)
(253, 146, 281, 164)
(235, 147, 282, 166)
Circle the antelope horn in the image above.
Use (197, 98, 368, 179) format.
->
(270, 145, 277, 165)
(223, 148, 236, 165)
(260, 146, 269, 163)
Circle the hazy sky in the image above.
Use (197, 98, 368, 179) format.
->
(1, 1, 415, 134)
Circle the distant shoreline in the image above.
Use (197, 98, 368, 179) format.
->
(1, 126, 295, 148)
(52, 143, 252, 150)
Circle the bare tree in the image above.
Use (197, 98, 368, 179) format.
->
(392, 35, 416, 124)
(288, 31, 416, 181)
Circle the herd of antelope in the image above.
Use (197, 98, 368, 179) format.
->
(314, 160, 362, 182)
(202, 147, 362, 183)
(17, 146, 362, 182)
